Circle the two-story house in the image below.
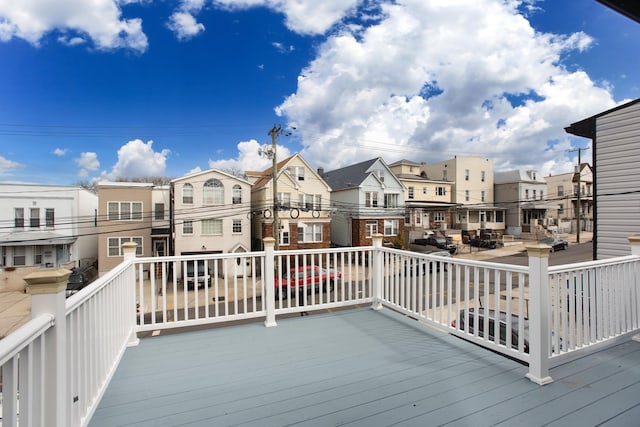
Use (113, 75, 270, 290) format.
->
(323, 157, 405, 247)
(170, 169, 253, 266)
(247, 154, 332, 251)
(494, 169, 557, 238)
(97, 182, 161, 275)
(0, 183, 98, 291)
(388, 159, 456, 242)
(421, 156, 505, 240)
(544, 164, 593, 234)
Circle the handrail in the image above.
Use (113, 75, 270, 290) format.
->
(0, 313, 54, 366)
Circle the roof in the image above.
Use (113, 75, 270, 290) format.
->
(171, 168, 252, 186)
(0, 231, 77, 246)
(248, 153, 332, 192)
(565, 98, 640, 138)
(597, 0, 640, 23)
(494, 169, 546, 184)
(322, 158, 381, 190)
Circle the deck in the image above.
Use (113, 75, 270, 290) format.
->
(89, 308, 640, 427)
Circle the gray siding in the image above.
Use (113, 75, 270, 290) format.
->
(597, 102, 640, 258)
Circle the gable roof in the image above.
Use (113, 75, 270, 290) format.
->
(171, 168, 252, 186)
(248, 153, 332, 192)
(597, 0, 640, 23)
(322, 158, 380, 190)
(565, 98, 640, 139)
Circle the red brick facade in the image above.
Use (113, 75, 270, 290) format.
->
(261, 221, 331, 250)
(351, 218, 405, 248)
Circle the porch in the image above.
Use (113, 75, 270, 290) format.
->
(1, 235, 640, 426)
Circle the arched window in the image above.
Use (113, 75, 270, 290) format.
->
(232, 184, 242, 204)
(203, 179, 224, 205)
(182, 183, 193, 204)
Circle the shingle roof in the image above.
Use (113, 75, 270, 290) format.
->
(322, 158, 380, 190)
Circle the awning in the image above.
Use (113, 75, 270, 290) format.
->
(0, 231, 77, 246)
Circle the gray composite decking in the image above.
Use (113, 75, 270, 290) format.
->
(90, 308, 640, 427)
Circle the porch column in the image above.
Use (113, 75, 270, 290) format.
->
(122, 242, 140, 347)
(371, 234, 384, 310)
(263, 237, 277, 327)
(525, 244, 553, 385)
(24, 268, 72, 427)
(628, 235, 640, 343)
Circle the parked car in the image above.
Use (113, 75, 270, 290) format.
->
(539, 237, 569, 252)
(185, 260, 211, 289)
(451, 308, 530, 353)
(66, 265, 98, 298)
(470, 237, 497, 249)
(274, 265, 342, 297)
(415, 236, 457, 254)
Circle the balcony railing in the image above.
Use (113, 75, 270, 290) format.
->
(2, 236, 640, 426)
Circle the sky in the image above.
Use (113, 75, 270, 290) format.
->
(0, 0, 639, 185)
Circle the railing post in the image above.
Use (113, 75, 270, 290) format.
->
(24, 268, 72, 427)
(628, 235, 640, 342)
(371, 234, 384, 310)
(263, 237, 277, 327)
(122, 242, 140, 347)
(525, 244, 553, 385)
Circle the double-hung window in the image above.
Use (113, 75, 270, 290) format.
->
(45, 208, 55, 227)
(365, 220, 378, 237)
(108, 202, 143, 221)
(365, 192, 378, 207)
(108, 237, 143, 256)
(14, 208, 24, 228)
(383, 220, 399, 236)
(30, 208, 40, 228)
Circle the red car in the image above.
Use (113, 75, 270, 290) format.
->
(274, 265, 341, 297)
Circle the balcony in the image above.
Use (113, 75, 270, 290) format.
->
(2, 236, 640, 426)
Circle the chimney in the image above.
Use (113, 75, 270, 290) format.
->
(317, 167, 325, 178)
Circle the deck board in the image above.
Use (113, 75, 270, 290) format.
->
(89, 308, 640, 427)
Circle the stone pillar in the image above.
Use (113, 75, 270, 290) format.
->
(525, 244, 553, 385)
(24, 268, 72, 427)
(371, 234, 384, 310)
(263, 237, 277, 327)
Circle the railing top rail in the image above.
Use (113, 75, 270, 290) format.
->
(275, 246, 373, 256)
(0, 313, 54, 366)
(134, 251, 266, 263)
(549, 254, 640, 274)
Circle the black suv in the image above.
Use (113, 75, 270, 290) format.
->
(66, 265, 98, 297)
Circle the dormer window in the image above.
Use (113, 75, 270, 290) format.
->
(288, 166, 305, 181)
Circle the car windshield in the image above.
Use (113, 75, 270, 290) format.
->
(68, 274, 83, 285)
(539, 238, 554, 244)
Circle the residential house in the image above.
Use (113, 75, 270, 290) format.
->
(97, 182, 161, 275)
(246, 154, 332, 251)
(494, 169, 557, 238)
(323, 157, 405, 247)
(421, 156, 505, 240)
(170, 169, 253, 274)
(0, 183, 98, 292)
(565, 98, 640, 258)
(388, 159, 456, 242)
(544, 164, 593, 234)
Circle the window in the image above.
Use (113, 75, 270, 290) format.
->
(203, 179, 224, 205)
(481, 191, 485, 202)
(107, 202, 142, 221)
(14, 208, 24, 228)
(525, 189, 529, 200)
(299, 194, 321, 211)
(297, 223, 322, 243)
(154, 203, 164, 220)
(30, 208, 40, 228)
(557, 185, 564, 197)
(183, 220, 193, 235)
(232, 219, 242, 233)
(408, 187, 414, 199)
(232, 185, 242, 204)
(481, 171, 486, 182)
(533, 189, 537, 200)
(404, 210, 411, 225)
(45, 208, 54, 227)
(384, 220, 399, 236)
(13, 247, 26, 266)
(34, 246, 43, 265)
(434, 211, 445, 222)
(465, 190, 470, 202)
(277, 192, 291, 209)
(182, 183, 194, 204)
(436, 187, 446, 196)
(108, 237, 143, 257)
(465, 169, 470, 181)
(201, 219, 223, 235)
(558, 203, 564, 214)
(540, 190, 544, 200)
(280, 229, 290, 245)
(288, 166, 305, 181)
(415, 209, 422, 225)
(495, 211, 504, 222)
(384, 193, 398, 208)
(365, 192, 378, 207)
(0, 247, 4, 266)
(365, 220, 378, 238)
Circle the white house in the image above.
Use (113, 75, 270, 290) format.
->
(0, 183, 98, 292)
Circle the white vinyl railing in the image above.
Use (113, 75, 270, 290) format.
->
(1, 235, 640, 425)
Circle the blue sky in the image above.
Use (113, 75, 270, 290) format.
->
(0, 0, 638, 185)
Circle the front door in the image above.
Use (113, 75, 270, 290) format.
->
(423, 212, 430, 229)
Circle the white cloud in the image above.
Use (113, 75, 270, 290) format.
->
(274, 0, 615, 175)
(167, 11, 205, 40)
(52, 148, 68, 156)
(0, 0, 148, 51)
(101, 139, 170, 180)
(212, 0, 360, 35)
(208, 139, 292, 172)
(75, 152, 100, 177)
(0, 155, 22, 172)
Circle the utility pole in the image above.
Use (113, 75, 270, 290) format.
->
(568, 147, 588, 243)
(267, 125, 283, 250)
